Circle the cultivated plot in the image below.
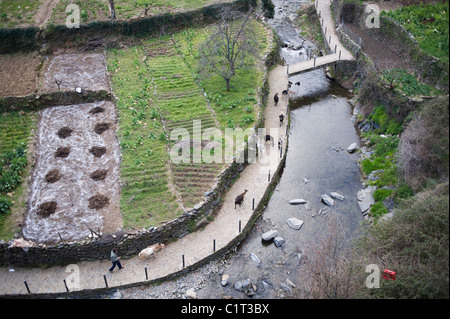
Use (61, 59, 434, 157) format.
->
(23, 100, 122, 244)
(41, 52, 110, 93)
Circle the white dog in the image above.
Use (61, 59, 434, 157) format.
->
(138, 243, 165, 260)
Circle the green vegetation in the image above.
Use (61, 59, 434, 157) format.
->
(0, 111, 36, 239)
(48, 0, 110, 25)
(382, 1, 449, 64)
(47, 0, 231, 25)
(107, 44, 181, 229)
(295, 4, 325, 51)
(381, 68, 440, 97)
(0, 0, 41, 28)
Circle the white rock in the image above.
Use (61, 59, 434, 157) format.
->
(289, 199, 307, 205)
(287, 218, 304, 230)
(75, 87, 82, 93)
(347, 143, 358, 153)
(274, 237, 285, 247)
(330, 192, 345, 201)
(321, 194, 335, 206)
(262, 230, 278, 241)
(185, 288, 197, 299)
(250, 253, 261, 264)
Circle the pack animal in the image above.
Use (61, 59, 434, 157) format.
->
(138, 243, 165, 260)
(235, 190, 248, 209)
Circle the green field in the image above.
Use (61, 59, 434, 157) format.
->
(382, 1, 449, 64)
(0, 111, 37, 240)
(0, 0, 41, 28)
(47, 0, 233, 25)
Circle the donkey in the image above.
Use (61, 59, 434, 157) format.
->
(235, 190, 248, 209)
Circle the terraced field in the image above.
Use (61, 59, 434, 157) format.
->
(0, 111, 36, 155)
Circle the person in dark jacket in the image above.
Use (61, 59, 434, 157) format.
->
(109, 248, 124, 272)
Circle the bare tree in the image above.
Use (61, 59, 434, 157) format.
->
(109, 0, 116, 20)
(302, 217, 366, 299)
(198, 7, 259, 91)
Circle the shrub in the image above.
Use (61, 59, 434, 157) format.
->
(0, 197, 12, 215)
(398, 96, 449, 189)
(357, 183, 449, 298)
(373, 188, 393, 202)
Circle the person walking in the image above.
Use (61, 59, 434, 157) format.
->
(109, 248, 124, 272)
(279, 113, 285, 127)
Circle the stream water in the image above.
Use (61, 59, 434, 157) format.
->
(195, 0, 364, 299)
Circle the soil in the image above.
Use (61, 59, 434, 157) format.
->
(40, 53, 110, 94)
(57, 127, 73, 139)
(45, 168, 61, 183)
(23, 101, 122, 244)
(89, 106, 105, 114)
(94, 123, 110, 135)
(0, 54, 40, 97)
(89, 146, 107, 158)
(54, 146, 71, 158)
(37, 201, 57, 218)
(90, 169, 108, 181)
(345, 22, 414, 72)
(88, 194, 110, 210)
(34, 0, 60, 28)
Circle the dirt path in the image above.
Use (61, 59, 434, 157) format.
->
(35, 0, 59, 28)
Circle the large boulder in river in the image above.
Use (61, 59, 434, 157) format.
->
(289, 199, 307, 205)
(287, 218, 304, 230)
(347, 143, 358, 153)
(330, 192, 345, 201)
(357, 186, 375, 215)
(321, 194, 335, 206)
(262, 230, 278, 241)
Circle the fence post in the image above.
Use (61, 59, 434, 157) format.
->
(182, 254, 185, 268)
(339, 50, 342, 60)
(24, 281, 31, 294)
(103, 275, 108, 288)
(314, 57, 316, 66)
(63, 279, 69, 292)
(252, 198, 255, 210)
(145, 267, 148, 280)
(239, 220, 242, 233)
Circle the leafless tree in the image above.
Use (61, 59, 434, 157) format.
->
(109, 0, 116, 20)
(302, 217, 366, 299)
(198, 7, 259, 91)
(54, 78, 63, 91)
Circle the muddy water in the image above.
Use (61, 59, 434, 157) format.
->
(196, 0, 363, 299)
